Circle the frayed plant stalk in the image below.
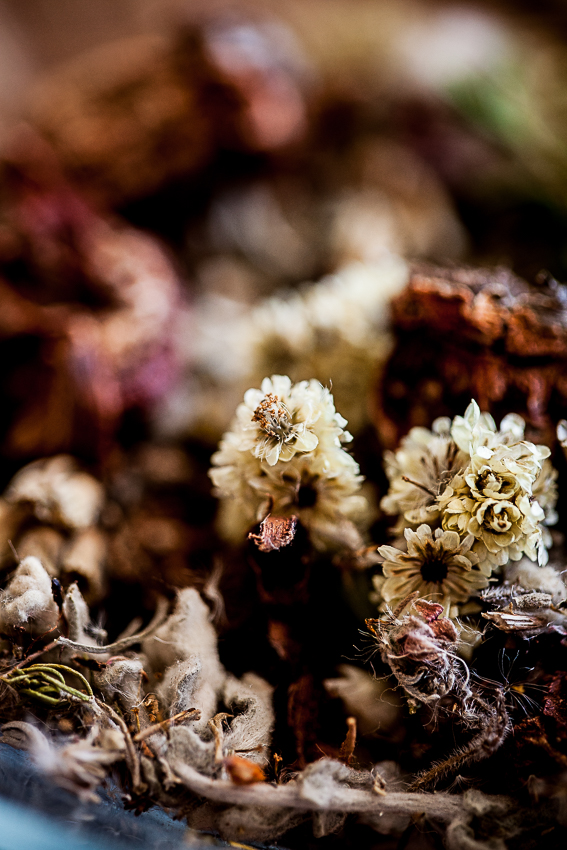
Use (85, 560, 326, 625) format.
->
(408, 688, 511, 792)
(367, 593, 512, 790)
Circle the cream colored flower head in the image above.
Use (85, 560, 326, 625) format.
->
(380, 399, 556, 579)
(209, 375, 369, 551)
(451, 399, 526, 458)
(377, 524, 488, 614)
(439, 483, 546, 571)
(248, 448, 368, 552)
(234, 375, 351, 466)
(381, 416, 468, 532)
(438, 402, 554, 571)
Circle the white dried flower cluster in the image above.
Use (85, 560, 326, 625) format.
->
(161, 256, 408, 443)
(241, 256, 409, 434)
(381, 416, 467, 535)
(377, 400, 557, 614)
(209, 375, 369, 552)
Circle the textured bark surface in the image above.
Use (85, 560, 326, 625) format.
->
(375, 263, 567, 449)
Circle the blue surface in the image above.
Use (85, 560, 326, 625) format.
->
(0, 742, 211, 850)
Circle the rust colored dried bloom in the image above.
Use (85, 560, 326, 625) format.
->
(248, 514, 298, 552)
(367, 592, 464, 705)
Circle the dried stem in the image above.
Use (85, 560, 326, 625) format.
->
(2, 663, 93, 705)
(208, 712, 234, 763)
(133, 708, 201, 742)
(1, 640, 60, 673)
(401, 476, 436, 497)
(339, 716, 357, 765)
(57, 597, 169, 654)
(95, 698, 146, 794)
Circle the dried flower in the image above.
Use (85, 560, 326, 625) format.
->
(367, 594, 511, 790)
(232, 375, 351, 466)
(210, 377, 368, 551)
(451, 401, 525, 458)
(381, 400, 556, 581)
(438, 434, 551, 570)
(248, 514, 298, 552)
(381, 417, 467, 533)
(377, 525, 488, 614)
(367, 594, 463, 704)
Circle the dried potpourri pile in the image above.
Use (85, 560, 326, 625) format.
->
(3, 4, 567, 850)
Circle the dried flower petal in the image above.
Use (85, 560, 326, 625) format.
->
(377, 524, 487, 614)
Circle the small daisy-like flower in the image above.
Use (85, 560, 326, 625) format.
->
(377, 524, 488, 613)
(234, 375, 351, 466)
(381, 417, 468, 532)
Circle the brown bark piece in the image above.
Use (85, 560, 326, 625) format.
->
(375, 263, 567, 448)
(287, 673, 320, 769)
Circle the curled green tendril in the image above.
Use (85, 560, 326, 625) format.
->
(2, 663, 93, 706)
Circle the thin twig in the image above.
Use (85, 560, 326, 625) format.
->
(133, 708, 201, 742)
(95, 698, 146, 794)
(339, 716, 357, 765)
(208, 713, 233, 763)
(1, 640, 60, 674)
(57, 597, 169, 654)
(401, 476, 436, 497)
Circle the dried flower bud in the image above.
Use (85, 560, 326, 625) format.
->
(223, 755, 265, 785)
(248, 514, 298, 552)
(0, 556, 58, 634)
